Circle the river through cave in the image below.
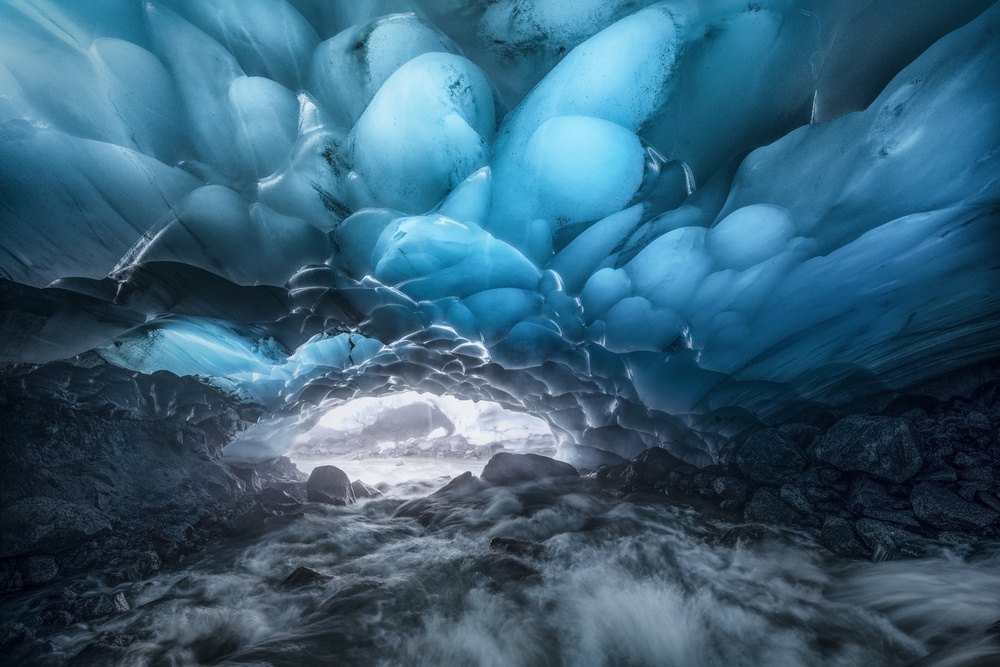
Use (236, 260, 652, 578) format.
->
(3, 466, 1000, 667)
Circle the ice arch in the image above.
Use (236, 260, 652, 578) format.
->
(1, 0, 999, 468)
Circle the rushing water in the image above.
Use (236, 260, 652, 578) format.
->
(4, 471, 1000, 667)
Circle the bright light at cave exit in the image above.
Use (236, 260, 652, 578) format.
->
(290, 392, 556, 486)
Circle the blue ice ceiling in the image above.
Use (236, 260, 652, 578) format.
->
(1, 0, 999, 463)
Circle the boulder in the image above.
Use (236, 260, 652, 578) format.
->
(351, 480, 382, 500)
(281, 566, 330, 587)
(481, 453, 578, 486)
(743, 488, 803, 526)
(0, 497, 111, 558)
(619, 447, 687, 492)
(854, 518, 926, 559)
(910, 482, 999, 532)
(821, 516, 869, 557)
(845, 476, 920, 527)
(712, 476, 749, 508)
(813, 415, 921, 482)
(259, 487, 299, 506)
(489, 536, 545, 559)
(72, 592, 130, 620)
(736, 429, 807, 485)
(306, 466, 356, 505)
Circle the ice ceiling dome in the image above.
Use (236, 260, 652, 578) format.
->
(1, 0, 999, 463)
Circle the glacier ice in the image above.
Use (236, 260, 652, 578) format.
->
(0, 0, 998, 468)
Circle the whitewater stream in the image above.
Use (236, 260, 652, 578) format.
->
(3, 468, 1000, 666)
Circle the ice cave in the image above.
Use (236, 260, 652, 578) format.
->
(1, 0, 1000, 664)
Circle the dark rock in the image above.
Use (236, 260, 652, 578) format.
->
(561, 443, 630, 470)
(71, 592, 130, 620)
(821, 516, 869, 557)
(134, 551, 162, 579)
(977, 491, 1000, 513)
(281, 566, 330, 587)
(227, 503, 274, 536)
(712, 476, 749, 508)
(0, 497, 112, 558)
(958, 466, 994, 484)
(431, 471, 484, 498)
(490, 536, 545, 559)
(913, 465, 959, 484)
(779, 485, 814, 514)
(350, 480, 382, 500)
(744, 488, 803, 526)
(259, 487, 299, 506)
(229, 466, 262, 493)
(882, 394, 939, 418)
(306, 465, 356, 505)
(720, 523, 773, 547)
(777, 423, 823, 449)
(855, 519, 926, 559)
(230, 456, 307, 487)
(735, 429, 807, 485)
(911, 482, 1000, 532)
(22, 555, 58, 586)
(392, 472, 488, 525)
(71, 633, 136, 666)
(619, 447, 687, 492)
(845, 476, 920, 527)
(593, 463, 629, 486)
(481, 453, 578, 486)
(0, 621, 35, 649)
(43, 609, 75, 626)
(814, 415, 922, 482)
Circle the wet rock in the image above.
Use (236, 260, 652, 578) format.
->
(913, 465, 959, 484)
(281, 566, 330, 587)
(0, 497, 112, 559)
(779, 485, 814, 514)
(619, 447, 687, 492)
(134, 551, 162, 579)
(0, 621, 35, 649)
(910, 482, 1000, 532)
(854, 519, 926, 559)
(392, 472, 488, 526)
(22, 555, 58, 586)
(71, 592, 130, 620)
(735, 429, 807, 485)
(777, 423, 823, 449)
(226, 503, 274, 536)
(490, 536, 545, 559)
(845, 476, 920, 527)
(561, 443, 629, 470)
(229, 466, 262, 493)
(482, 453, 578, 486)
(814, 415, 922, 482)
(712, 476, 749, 509)
(744, 488, 803, 526)
(259, 487, 299, 506)
(977, 491, 1000, 513)
(821, 516, 869, 557)
(720, 523, 773, 547)
(306, 465, 356, 505)
(593, 463, 629, 486)
(71, 633, 136, 666)
(351, 480, 382, 500)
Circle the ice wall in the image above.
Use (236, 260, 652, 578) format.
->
(1, 0, 998, 463)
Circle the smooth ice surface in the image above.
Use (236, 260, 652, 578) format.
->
(350, 52, 499, 213)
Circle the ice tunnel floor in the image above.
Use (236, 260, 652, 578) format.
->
(4, 475, 1000, 667)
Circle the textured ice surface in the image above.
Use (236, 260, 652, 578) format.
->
(1, 0, 999, 465)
